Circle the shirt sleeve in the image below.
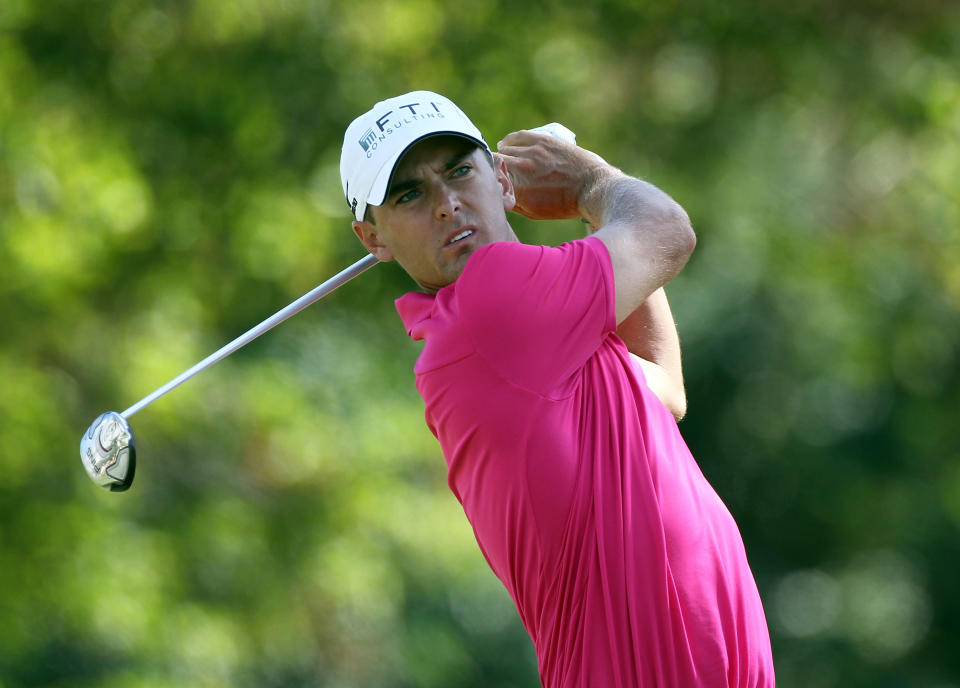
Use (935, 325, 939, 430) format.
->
(455, 236, 617, 396)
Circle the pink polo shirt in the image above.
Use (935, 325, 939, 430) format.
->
(396, 237, 774, 687)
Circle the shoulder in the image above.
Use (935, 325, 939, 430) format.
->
(458, 237, 611, 299)
(459, 240, 544, 282)
(454, 236, 616, 346)
(451, 237, 617, 393)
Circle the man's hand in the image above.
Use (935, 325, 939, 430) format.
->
(496, 131, 615, 222)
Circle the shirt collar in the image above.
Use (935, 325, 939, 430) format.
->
(395, 291, 437, 341)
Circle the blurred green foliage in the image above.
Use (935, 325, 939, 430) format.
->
(1, 0, 959, 686)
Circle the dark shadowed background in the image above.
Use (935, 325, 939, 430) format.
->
(1, 1, 958, 686)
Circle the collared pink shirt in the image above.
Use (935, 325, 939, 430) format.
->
(396, 237, 775, 687)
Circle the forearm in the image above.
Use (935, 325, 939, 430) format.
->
(582, 174, 695, 324)
(578, 173, 688, 247)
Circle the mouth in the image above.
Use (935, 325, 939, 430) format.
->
(445, 227, 476, 246)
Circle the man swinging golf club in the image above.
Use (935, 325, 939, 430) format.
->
(341, 91, 775, 687)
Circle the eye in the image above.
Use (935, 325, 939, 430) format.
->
(396, 189, 421, 205)
(450, 164, 471, 178)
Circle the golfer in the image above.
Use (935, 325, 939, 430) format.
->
(341, 91, 775, 687)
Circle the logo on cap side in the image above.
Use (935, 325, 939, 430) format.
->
(344, 181, 359, 217)
(358, 128, 377, 153)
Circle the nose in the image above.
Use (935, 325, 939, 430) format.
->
(433, 185, 460, 220)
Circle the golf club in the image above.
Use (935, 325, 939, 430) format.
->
(80, 253, 379, 491)
(80, 122, 577, 492)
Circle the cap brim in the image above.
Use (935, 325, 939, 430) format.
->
(365, 131, 490, 209)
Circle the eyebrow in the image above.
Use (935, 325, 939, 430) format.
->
(386, 147, 475, 201)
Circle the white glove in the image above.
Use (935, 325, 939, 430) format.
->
(528, 122, 577, 145)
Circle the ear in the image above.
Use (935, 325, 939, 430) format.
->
(352, 220, 395, 262)
(493, 153, 516, 213)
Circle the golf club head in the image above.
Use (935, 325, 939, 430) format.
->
(80, 411, 136, 491)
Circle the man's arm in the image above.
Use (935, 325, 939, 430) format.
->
(585, 173, 692, 419)
(497, 131, 694, 321)
(579, 174, 695, 324)
(497, 131, 694, 419)
(617, 289, 687, 420)
(586, 214, 687, 420)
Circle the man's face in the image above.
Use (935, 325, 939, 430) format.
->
(352, 136, 517, 292)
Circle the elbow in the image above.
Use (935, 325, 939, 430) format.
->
(665, 202, 696, 274)
(674, 203, 696, 259)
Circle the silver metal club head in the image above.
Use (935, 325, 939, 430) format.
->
(80, 411, 136, 491)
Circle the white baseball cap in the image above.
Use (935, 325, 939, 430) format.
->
(340, 90, 490, 222)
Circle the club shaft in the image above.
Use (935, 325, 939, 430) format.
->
(121, 254, 379, 419)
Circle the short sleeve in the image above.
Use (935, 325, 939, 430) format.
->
(455, 237, 617, 396)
